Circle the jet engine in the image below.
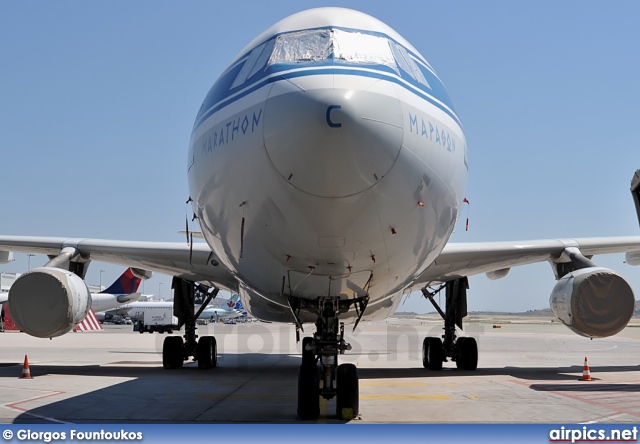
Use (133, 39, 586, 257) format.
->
(549, 267, 635, 338)
(8, 267, 91, 338)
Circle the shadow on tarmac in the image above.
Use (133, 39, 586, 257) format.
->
(3, 353, 640, 424)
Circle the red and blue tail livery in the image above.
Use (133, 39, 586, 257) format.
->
(102, 268, 142, 295)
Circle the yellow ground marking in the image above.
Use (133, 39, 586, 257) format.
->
(316, 380, 327, 424)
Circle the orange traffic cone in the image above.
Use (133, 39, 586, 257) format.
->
(20, 355, 33, 379)
(580, 356, 592, 381)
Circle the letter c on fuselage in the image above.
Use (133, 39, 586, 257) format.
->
(326, 105, 342, 128)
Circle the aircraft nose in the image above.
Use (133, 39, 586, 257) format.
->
(263, 80, 403, 198)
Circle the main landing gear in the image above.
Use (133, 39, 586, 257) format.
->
(421, 277, 478, 371)
(292, 296, 368, 421)
(162, 278, 219, 370)
(162, 329, 218, 370)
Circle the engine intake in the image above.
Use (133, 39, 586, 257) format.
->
(8, 267, 91, 338)
(550, 267, 634, 338)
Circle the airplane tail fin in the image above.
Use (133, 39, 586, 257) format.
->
(225, 294, 240, 310)
(102, 268, 142, 294)
(234, 300, 244, 311)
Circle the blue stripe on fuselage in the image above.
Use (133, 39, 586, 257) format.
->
(192, 27, 460, 133)
(193, 66, 461, 133)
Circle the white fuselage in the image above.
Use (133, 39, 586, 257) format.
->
(199, 306, 243, 320)
(1, 292, 137, 313)
(104, 301, 241, 321)
(188, 9, 467, 323)
(105, 301, 172, 317)
(90, 292, 141, 313)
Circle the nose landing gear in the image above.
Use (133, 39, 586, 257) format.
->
(293, 296, 368, 420)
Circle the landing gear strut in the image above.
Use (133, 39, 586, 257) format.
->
(421, 277, 477, 371)
(162, 277, 219, 370)
(292, 296, 367, 420)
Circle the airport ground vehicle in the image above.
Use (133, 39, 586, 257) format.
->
(137, 307, 178, 334)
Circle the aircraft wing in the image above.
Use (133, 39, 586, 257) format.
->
(409, 236, 640, 289)
(0, 236, 237, 290)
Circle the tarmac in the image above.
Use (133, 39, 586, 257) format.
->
(1, 315, 640, 424)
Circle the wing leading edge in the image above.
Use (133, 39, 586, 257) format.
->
(3, 235, 640, 294)
(0, 236, 237, 290)
(410, 236, 640, 289)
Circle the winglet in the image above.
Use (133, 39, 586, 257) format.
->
(0, 251, 13, 265)
(632, 169, 640, 228)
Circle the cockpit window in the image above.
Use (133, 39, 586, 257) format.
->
(229, 28, 432, 91)
(231, 39, 275, 89)
(332, 29, 396, 70)
(389, 41, 430, 88)
(268, 29, 332, 65)
(266, 28, 396, 70)
(248, 39, 275, 78)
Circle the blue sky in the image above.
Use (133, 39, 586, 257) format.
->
(1, 1, 639, 313)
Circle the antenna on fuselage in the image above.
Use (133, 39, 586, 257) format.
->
(631, 170, 640, 228)
(463, 198, 470, 231)
(185, 196, 194, 263)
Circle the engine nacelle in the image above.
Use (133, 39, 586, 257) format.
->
(550, 267, 635, 338)
(8, 267, 91, 338)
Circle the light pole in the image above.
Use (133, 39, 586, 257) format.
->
(27, 254, 35, 271)
(99, 270, 105, 291)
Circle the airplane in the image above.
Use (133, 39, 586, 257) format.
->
(101, 293, 242, 322)
(199, 294, 244, 321)
(1, 267, 149, 333)
(1, 267, 149, 324)
(1, 7, 640, 420)
(90, 267, 151, 312)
